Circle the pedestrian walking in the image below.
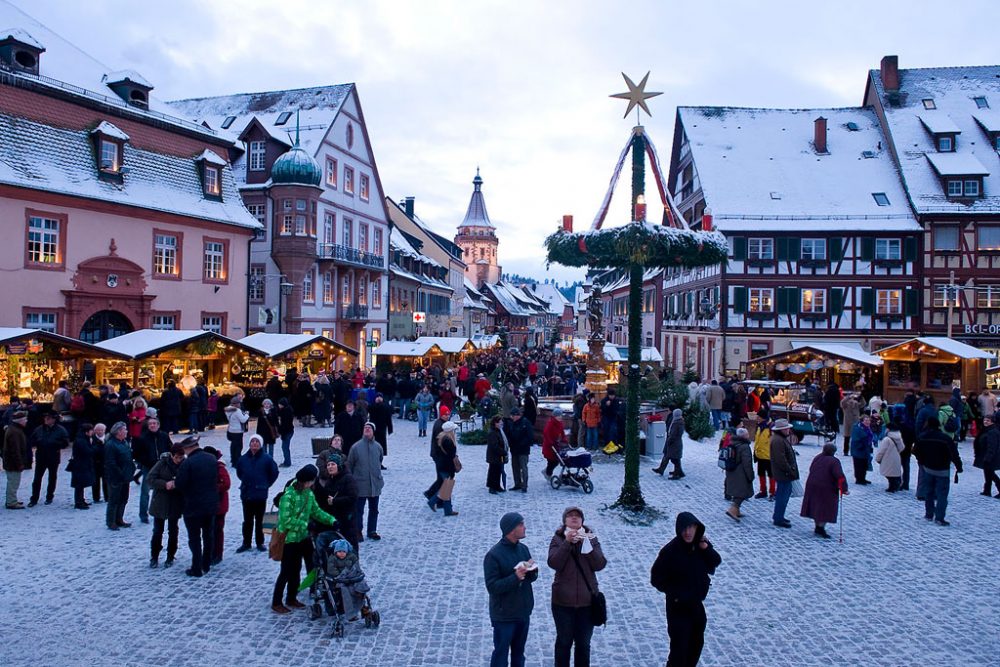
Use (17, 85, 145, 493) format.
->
(752, 419, 775, 499)
(104, 422, 135, 530)
(69, 423, 96, 510)
(28, 410, 70, 506)
(346, 422, 384, 540)
(547, 506, 606, 667)
(841, 393, 862, 456)
(849, 415, 875, 485)
(175, 436, 219, 577)
(875, 423, 905, 492)
(148, 443, 185, 568)
(427, 421, 461, 516)
(972, 412, 1000, 497)
(484, 512, 537, 667)
(650, 512, 722, 667)
(276, 397, 295, 467)
(723, 428, 754, 521)
(486, 415, 510, 494)
(256, 399, 279, 459)
(542, 408, 568, 479)
(653, 409, 685, 479)
(913, 417, 964, 526)
(370, 393, 394, 459)
(224, 395, 250, 468)
(800, 443, 849, 538)
(422, 407, 452, 501)
(236, 434, 280, 553)
(505, 408, 534, 493)
(415, 386, 435, 438)
(769, 419, 799, 528)
(3, 410, 29, 509)
(203, 446, 231, 566)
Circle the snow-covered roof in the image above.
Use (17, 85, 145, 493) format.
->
(91, 120, 129, 141)
(973, 110, 1000, 134)
(789, 342, 883, 367)
(389, 266, 452, 291)
(482, 282, 546, 317)
(196, 149, 228, 167)
(471, 334, 500, 348)
(925, 151, 990, 177)
(918, 113, 961, 135)
(414, 337, 474, 354)
(372, 340, 442, 357)
(0, 115, 260, 230)
(0, 327, 129, 358)
(104, 70, 152, 89)
(528, 283, 571, 317)
(876, 337, 994, 361)
(868, 65, 1000, 214)
(464, 278, 485, 299)
(678, 106, 919, 232)
(604, 346, 663, 363)
(94, 329, 257, 360)
(239, 333, 357, 358)
(0, 27, 44, 49)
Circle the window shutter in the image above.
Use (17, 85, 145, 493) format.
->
(904, 236, 918, 262)
(776, 288, 788, 314)
(788, 238, 801, 261)
(776, 237, 789, 261)
(732, 237, 747, 261)
(829, 237, 844, 262)
(789, 288, 801, 314)
(861, 288, 874, 316)
(686, 292, 694, 316)
(713, 286, 720, 304)
(905, 288, 919, 316)
(830, 288, 845, 316)
(860, 238, 875, 262)
(733, 286, 748, 313)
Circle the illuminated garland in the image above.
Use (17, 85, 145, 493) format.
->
(545, 222, 728, 269)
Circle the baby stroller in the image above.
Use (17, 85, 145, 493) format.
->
(307, 530, 380, 638)
(549, 447, 594, 494)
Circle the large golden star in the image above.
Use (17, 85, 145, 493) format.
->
(610, 71, 663, 119)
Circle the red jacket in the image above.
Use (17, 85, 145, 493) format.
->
(216, 461, 231, 515)
(542, 416, 567, 461)
(474, 378, 491, 400)
(458, 366, 470, 382)
(528, 361, 538, 376)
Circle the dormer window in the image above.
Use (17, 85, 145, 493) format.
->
(922, 99, 936, 110)
(90, 121, 129, 182)
(104, 70, 153, 109)
(0, 29, 45, 76)
(926, 152, 988, 200)
(919, 114, 960, 153)
(938, 136, 953, 152)
(196, 150, 227, 200)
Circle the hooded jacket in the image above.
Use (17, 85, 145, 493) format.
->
(650, 512, 722, 604)
(875, 431, 905, 477)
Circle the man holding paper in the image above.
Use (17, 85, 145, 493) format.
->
(484, 512, 538, 667)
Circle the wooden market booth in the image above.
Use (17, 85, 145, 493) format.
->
(413, 336, 476, 366)
(742, 343, 883, 392)
(0, 327, 130, 405)
(371, 339, 445, 372)
(240, 333, 359, 395)
(876, 337, 992, 403)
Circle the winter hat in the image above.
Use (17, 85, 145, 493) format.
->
(672, 408, 683, 419)
(248, 434, 264, 447)
(439, 406, 451, 416)
(296, 464, 319, 483)
(510, 407, 522, 416)
(562, 506, 584, 522)
(364, 421, 376, 431)
(552, 408, 564, 417)
(178, 435, 200, 449)
(145, 407, 158, 419)
(442, 421, 458, 432)
(325, 452, 343, 467)
(331, 539, 352, 554)
(500, 512, 524, 536)
(772, 419, 793, 431)
(203, 446, 222, 460)
(11, 410, 27, 421)
(169, 443, 186, 456)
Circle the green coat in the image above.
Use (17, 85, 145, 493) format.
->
(277, 485, 335, 544)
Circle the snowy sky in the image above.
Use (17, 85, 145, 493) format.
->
(16, 0, 1000, 283)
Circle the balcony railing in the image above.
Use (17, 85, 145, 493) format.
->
(320, 243, 384, 269)
(342, 304, 369, 320)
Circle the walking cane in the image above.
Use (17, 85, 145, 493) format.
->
(839, 489, 844, 544)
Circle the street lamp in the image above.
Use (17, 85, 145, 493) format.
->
(251, 273, 294, 333)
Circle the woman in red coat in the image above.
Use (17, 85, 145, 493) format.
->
(543, 408, 568, 479)
(203, 446, 232, 564)
(800, 443, 849, 538)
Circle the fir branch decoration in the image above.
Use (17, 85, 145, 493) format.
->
(545, 223, 727, 269)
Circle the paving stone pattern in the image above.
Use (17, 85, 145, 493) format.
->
(1, 418, 998, 666)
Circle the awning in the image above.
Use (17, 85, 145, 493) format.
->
(94, 330, 261, 360)
(0, 327, 130, 360)
(876, 337, 994, 361)
(413, 336, 475, 354)
(372, 340, 443, 357)
(748, 343, 882, 368)
(240, 333, 358, 358)
(604, 346, 663, 363)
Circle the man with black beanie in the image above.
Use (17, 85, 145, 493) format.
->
(484, 512, 537, 667)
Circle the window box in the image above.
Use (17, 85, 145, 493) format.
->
(746, 312, 776, 321)
(799, 312, 828, 322)
(746, 258, 775, 268)
(875, 314, 904, 323)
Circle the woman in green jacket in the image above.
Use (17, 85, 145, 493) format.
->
(272, 464, 336, 614)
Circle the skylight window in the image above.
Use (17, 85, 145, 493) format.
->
(221, 116, 236, 129)
(974, 96, 989, 109)
(862, 150, 876, 159)
(846, 122, 860, 131)
(275, 111, 292, 126)
(922, 99, 936, 110)
(872, 192, 891, 206)
(769, 191, 782, 200)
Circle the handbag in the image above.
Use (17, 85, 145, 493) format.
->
(65, 458, 75, 473)
(570, 547, 607, 627)
(269, 494, 307, 561)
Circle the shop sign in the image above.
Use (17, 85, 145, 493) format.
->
(412, 312, 426, 323)
(964, 324, 1000, 335)
(308, 349, 325, 358)
(6, 343, 27, 354)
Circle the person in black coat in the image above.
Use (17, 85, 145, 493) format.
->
(484, 512, 537, 667)
(522, 389, 538, 428)
(334, 402, 365, 459)
(369, 394, 394, 457)
(292, 375, 315, 427)
(28, 411, 70, 506)
(265, 374, 285, 404)
(313, 453, 360, 552)
(822, 383, 841, 433)
(913, 418, 964, 525)
(159, 383, 183, 434)
(69, 424, 96, 509)
(175, 437, 219, 577)
(99, 394, 127, 436)
(276, 397, 295, 468)
(256, 399, 280, 459)
(132, 417, 172, 524)
(91, 424, 107, 503)
(650, 512, 722, 667)
(505, 409, 535, 493)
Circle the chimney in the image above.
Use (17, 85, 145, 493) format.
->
(562, 215, 573, 232)
(814, 116, 828, 154)
(404, 196, 415, 218)
(880, 55, 899, 92)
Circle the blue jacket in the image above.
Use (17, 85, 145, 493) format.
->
(484, 537, 537, 622)
(915, 402, 937, 435)
(850, 423, 875, 459)
(236, 449, 279, 501)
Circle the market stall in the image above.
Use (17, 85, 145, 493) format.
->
(0, 327, 129, 404)
(876, 337, 992, 403)
(742, 342, 882, 391)
(240, 333, 359, 396)
(413, 336, 475, 366)
(371, 339, 445, 372)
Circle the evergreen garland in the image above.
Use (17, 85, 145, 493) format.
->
(545, 223, 727, 270)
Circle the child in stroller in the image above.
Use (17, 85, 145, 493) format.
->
(548, 446, 595, 494)
(308, 531, 380, 637)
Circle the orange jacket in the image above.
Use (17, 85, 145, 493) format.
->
(581, 402, 601, 428)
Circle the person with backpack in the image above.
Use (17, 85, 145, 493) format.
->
(723, 428, 754, 521)
(938, 402, 960, 444)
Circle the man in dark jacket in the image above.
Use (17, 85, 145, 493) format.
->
(973, 413, 1000, 497)
(235, 435, 279, 552)
(915, 397, 938, 436)
(148, 443, 185, 567)
(28, 411, 70, 506)
(175, 436, 219, 576)
(422, 407, 452, 501)
(505, 408, 534, 493)
(132, 416, 172, 523)
(369, 393, 394, 458)
(99, 394, 127, 435)
(4, 411, 30, 508)
(484, 512, 537, 667)
(104, 422, 136, 530)
(159, 382, 184, 434)
(769, 420, 799, 528)
(650, 512, 722, 667)
(334, 401, 364, 458)
(913, 417, 963, 525)
(599, 390, 622, 446)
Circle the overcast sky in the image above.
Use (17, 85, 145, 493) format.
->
(18, 0, 1000, 283)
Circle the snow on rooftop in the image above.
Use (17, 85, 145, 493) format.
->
(877, 336, 994, 360)
(925, 151, 990, 177)
(196, 148, 228, 166)
(918, 113, 962, 135)
(868, 64, 1000, 214)
(104, 69, 152, 89)
(0, 26, 43, 49)
(973, 110, 1000, 134)
(414, 337, 473, 354)
(94, 330, 225, 359)
(240, 332, 357, 357)
(679, 106, 919, 231)
(372, 340, 441, 357)
(91, 120, 129, 141)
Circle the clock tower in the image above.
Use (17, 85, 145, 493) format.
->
(454, 169, 501, 287)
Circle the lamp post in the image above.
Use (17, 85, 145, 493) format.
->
(279, 281, 294, 334)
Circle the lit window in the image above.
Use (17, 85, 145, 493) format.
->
(974, 96, 989, 109)
(801, 289, 826, 313)
(341, 275, 351, 304)
(372, 278, 382, 308)
(151, 315, 175, 330)
(357, 275, 367, 305)
(283, 199, 292, 211)
(221, 116, 237, 129)
(249, 265, 265, 301)
(323, 271, 334, 304)
(203, 241, 226, 281)
(978, 285, 1000, 309)
(872, 192, 890, 206)
(938, 136, 953, 152)
(303, 270, 314, 302)
(326, 157, 337, 188)
(748, 288, 774, 312)
(27, 216, 60, 264)
(201, 315, 223, 333)
(295, 214, 306, 235)
(922, 99, 936, 109)
(154, 234, 178, 276)
(979, 226, 1000, 250)
(360, 174, 370, 201)
(249, 141, 266, 171)
(203, 166, 220, 197)
(323, 212, 335, 245)
(875, 238, 901, 260)
(25, 312, 56, 332)
(281, 215, 293, 235)
(876, 289, 902, 315)
(275, 111, 292, 126)
(342, 219, 352, 246)
(98, 139, 121, 174)
(344, 166, 354, 194)
(748, 238, 774, 260)
(801, 238, 826, 260)
(934, 226, 960, 251)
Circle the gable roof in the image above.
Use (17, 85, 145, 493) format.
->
(677, 106, 919, 231)
(528, 283, 571, 317)
(239, 332, 357, 358)
(94, 330, 260, 360)
(867, 64, 1000, 214)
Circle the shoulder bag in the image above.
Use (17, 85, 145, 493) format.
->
(269, 493, 307, 562)
(570, 546, 607, 627)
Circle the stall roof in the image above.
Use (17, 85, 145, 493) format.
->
(876, 337, 994, 360)
(0, 327, 131, 359)
(372, 340, 443, 357)
(788, 342, 883, 366)
(240, 333, 357, 358)
(94, 329, 259, 360)
(470, 334, 500, 348)
(604, 346, 663, 363)
(414, 336, 474, 354)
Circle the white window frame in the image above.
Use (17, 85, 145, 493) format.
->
(876, 289, 902, 315)
(249, 265, 265, 302)
(342, 218, 352, 247)
(294, 214, 307, 236)
(99, 139, 121, 173)
(201, 316, 223, 333)
(326, 157, 337, 188)
(947, 180, 963, 197)
(372, 278, 382, 308)
(360, 174, 370, 201)
(323, 271, 334, 304)
(357, 274, 368, 306)
(964, 179, 980, 197)
(323, 212, 335, 245)
(203, 241, 225, 280)
(801, 238, 827, 261)
(203, 166, 220, 196)
(302, 269, 314, 303)
(748, 238, 774, 260)
(344, 166, 354, 195)
(875, 238, 901, 261)
(373, 228, 383, 256)
(27, 215, 59, 264)
(341, 275, 351, 305)
(978, 285, 1000, 309)
(801, 288, 826, 313)
(249, 141, 266, 171)
(358, 223, 368, 252)
(25, 312, 56, 332)
(154, 234, 178, 276)
(748, 288, 774, 313)
(938, 136, 953, 152)
(151, 314, 176, 330)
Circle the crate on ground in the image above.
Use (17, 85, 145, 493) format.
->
(312, 436, 330, 456)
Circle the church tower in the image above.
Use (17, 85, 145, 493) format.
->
(454, 169, 501, 286)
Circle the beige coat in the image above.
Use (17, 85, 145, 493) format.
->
(841, 396, 862, 438)
(875, 432, 904, 477)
